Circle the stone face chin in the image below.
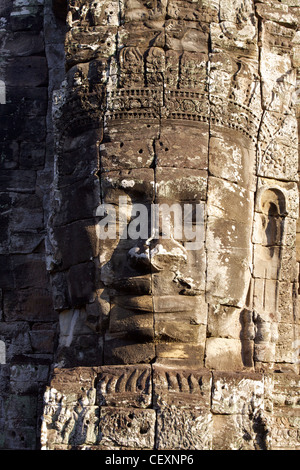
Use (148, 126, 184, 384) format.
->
(1, 0, 300, 451)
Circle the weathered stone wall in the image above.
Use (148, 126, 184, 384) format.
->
(0, 0, 300, 451)
(0, 0, 65, 450)
(41, 365, 300, 450)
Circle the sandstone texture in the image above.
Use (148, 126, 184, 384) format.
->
(0, 0, 300, 451)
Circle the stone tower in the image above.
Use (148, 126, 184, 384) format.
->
(1, 0, 300, 451)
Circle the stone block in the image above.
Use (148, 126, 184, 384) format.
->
(104, 120, 160, 143)
(10, 195, 43, 232)
(154, 314, 206, 344)
(253, 278, 280, 322)
(269, 407, 300, 450)
(101, 168, 155, 204)
(120, 0, 167, 23)
(58, 137, 101, 185)
(112, 295, 153, 312)
(206, 240, 252, 308)
(276, 322, 297, 363)
(207, 304, 242, 339)
(2, 425, 37, 450)
(6, 86, 48, 116)
(212, 414, 261, 450)
(100, 139, 154, 171)
(253, 245, 282, 281)
(153, 295, 206, 318)
(156, 168, 207, 202)
(99, 407, 156, 449)
(67, 261, 96, 307)
(152, 364, 212, 409)
(0, 141, 18, 169)
(0, 216, 10, 255)
(96, 364, 152, 408)
(0, 0, 11, 17)
(3, 287, 56, 322)
(52, 220, 99, 271)
(10, 254, 48, 289)
(9, 232, 44, 254)
(156, 406, 213, 450)
(211, 371, 264, 415)
(50, 0, 67, 21)
(0, 365, 10, 394)
(103, 335, 156, 365)
(45, 367, 99, 407)
(155, 123, 209, 170)
(109, 304, 154, 342)
(50, 271, 70, 311)
(167, 0, 218, 23)
(207, 176, 255, 224)
(165, 22, 209, 53)
(6, 56, 47, 87)
(210, 17, 257, 56)
(156, 342, 205, 364)
(205, 338, 245, 371)
(10, 364, 49, 394)
(152, 270, 188, 297)
(2, 31, 44, 57)
(10, 6, 44, 32)
(42, 404, 99, 449)
(271, 373, 300, 408)
(254, 341, 276, 364)
(19, 142, 45, 169)
(0, 170, 36, 193)
(29, 328, 56, 354)
(117, 25, 165, 56)
(280, 247, 298, 282)
(0, 322, 32, 360)
(56, 333, 103, 368)
(21, 117, 46, 143)
(4, 395, 37, 426)
(110, 275, 152, 296)
(66, 26, 117, 66)
(209, 129, 256, 189)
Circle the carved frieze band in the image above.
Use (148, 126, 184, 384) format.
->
(104, 87, 264, 142)
(95, 365, 212, 409)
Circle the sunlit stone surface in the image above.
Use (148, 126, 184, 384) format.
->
(1, 0, 300, 451)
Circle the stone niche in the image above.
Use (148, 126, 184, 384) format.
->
(41, 0, 300, 450)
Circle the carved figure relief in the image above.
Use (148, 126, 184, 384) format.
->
(253, 189, 286, 363)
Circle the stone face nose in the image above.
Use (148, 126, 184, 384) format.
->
(128, 237, 187, 273)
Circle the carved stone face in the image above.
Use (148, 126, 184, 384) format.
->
(51, 0, 299, 371)
(96, 121, 256, 367)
